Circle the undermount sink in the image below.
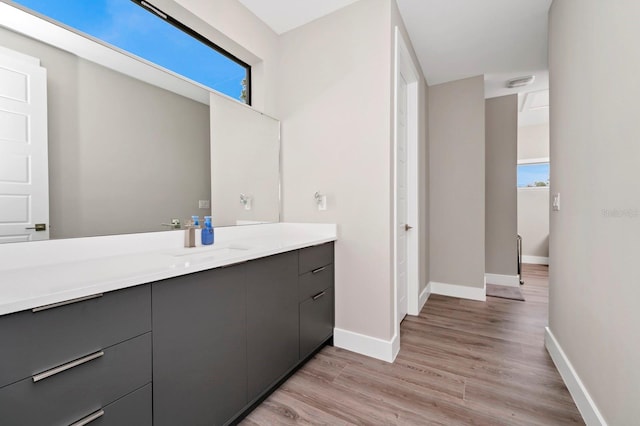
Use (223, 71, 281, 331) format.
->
(167, 244, 251, 258)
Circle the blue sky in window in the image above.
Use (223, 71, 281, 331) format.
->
(13, 0, 247, 100)
(517, 163, 550, 187)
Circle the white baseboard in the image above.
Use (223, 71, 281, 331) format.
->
(408, 282, 430, 316)
(545, 328, 607, 426)
(390, 332, 400, 361)
(522, 255, 549, 265)
(333, 327, 398, 363)
(418, 283, 431, 311)
(429, 281, 486, 302)
(485, 273, 520, 287)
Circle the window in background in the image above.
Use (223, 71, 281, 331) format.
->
(517, 162, 550, 188)
(11, 0, 251, 104)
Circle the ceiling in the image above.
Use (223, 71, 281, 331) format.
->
(237, 0, 358, 35)
(237, 0, 551, 117)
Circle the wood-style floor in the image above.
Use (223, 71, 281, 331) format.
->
(241, 264, 584, 425)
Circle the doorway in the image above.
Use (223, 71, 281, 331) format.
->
(394, 27, 420, 335)
(0, 47, 49, 243)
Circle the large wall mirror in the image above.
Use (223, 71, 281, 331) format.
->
(0, 3, 280, 242)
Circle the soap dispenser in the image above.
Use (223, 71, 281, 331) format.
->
(201, 216, 214, 245)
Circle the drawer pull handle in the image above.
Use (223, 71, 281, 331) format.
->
(312, 291, 326, 301)
(32, 293, 103, 313)
(311, 266, 327, 274)
(32, 350, 104, 383)
(70, 409, 105, 426)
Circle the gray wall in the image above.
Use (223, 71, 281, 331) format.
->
(549, 0, 640, 423)
(485, 95, 518, 276)
(429, 76, 485, 288)
(517, 188, 549, 258)
(0, 27, 211, 239)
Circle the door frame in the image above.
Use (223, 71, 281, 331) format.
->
(393, 26, 420, 339)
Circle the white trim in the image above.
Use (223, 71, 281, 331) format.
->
(409, 282, 431, 316)
(393, 26, 421, 337)
(419, 283, 431, 311)
(429, 281, 487, 302)
(545, 328, 608, 426)
(485, 273, 520, 287)
(333, 328, 398, 363)
(522, 255, 549, 265)
(391, 332, 400, 362)
(518, 157, 550, 165)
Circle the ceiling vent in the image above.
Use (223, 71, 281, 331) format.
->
(506, 75, 535, 88)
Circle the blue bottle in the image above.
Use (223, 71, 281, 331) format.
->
(201, 215, 214, 245)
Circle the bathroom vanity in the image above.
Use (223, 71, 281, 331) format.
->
(0, 223, 336, 426)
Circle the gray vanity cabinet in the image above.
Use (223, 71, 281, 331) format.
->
(0, 285, 152, 426)
(0, 242, 334, 426)
(245, 251, 299, 401)
(152, 264, 248, 426)
(298, 243, 335, 360)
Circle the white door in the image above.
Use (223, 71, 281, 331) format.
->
(396, 72, 409, 323)
(0, 48, 49, 243)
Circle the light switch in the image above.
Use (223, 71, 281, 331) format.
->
(318, 195, 327, 211)
(199, 200, 210, 209)
(552, 193, 560, 211)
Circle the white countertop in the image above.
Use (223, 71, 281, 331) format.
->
(0, 223, 337, 316)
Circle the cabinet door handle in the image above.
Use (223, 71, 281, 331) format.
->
(32, 350, 104, 383)
(311, 266, 327, 274)
(32, 293, 103, 313)
(70, 409, 105, 426)
(312, 291, 326, 301)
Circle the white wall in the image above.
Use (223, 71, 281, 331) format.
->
(549, 0, 640, 423)
(485, 95, 518, 277)
(518, 123, 549, 161)
(276, 0, 429, 351)
(277, 0, 392, 341)
(429, 76, 485, 290)
(210, 94, 280, 226)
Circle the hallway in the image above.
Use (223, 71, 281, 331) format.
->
(242, 264, 584, 425)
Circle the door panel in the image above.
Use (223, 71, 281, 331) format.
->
(0, 49, 49, 242)
(397, 72, 409, 323)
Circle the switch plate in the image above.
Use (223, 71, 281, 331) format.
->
(552, 193, 560, 211)
(199, 200, 210, 209)
(318, 195, 327, 211)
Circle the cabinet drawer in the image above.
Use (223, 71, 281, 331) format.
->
(300, 287, 334, 360)
(0, 332, 151, 426)
(299, 264, 334, 302)
(0, 284, 151, 388)
(89, 383, 152, 426)
(298, 242, 334, 275)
